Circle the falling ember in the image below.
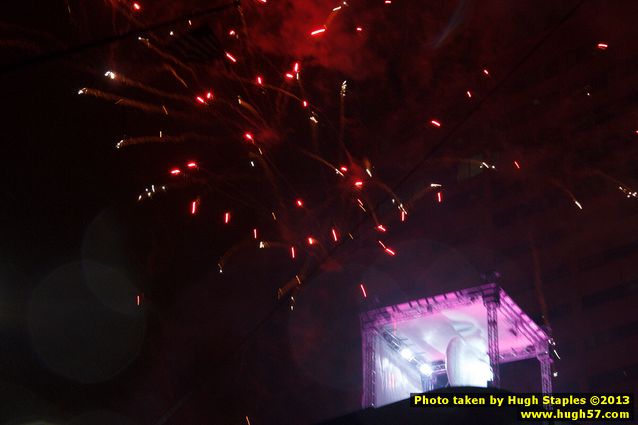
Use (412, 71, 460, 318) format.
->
(136, 294, 141, 305)
(385, 247, 396, 256)
(191, 200, 198, 215)
(253, 228, 258, 239)
(256, 76, 263, 85)
(296, 199, 303, 207)
(302, 100, 308, 108)
(170, 168, 181, 175)
(400, 210, 407, 222)
(293, 62, 300, 72)
(483, 68, 490, 75)
(360, 283, 368, 298)
(307, 237, 315, 245)
(187, 161, 197, 168)
(331, 228, 338, 242)
(354, 180, 363, 188)
(340, 166, 348, 173)
(466, 90, 472, 98)
(310, 28, 326, 36)
(196, 96, 206, 104)
(430, 119, 441, 127)
(225, 52, 237, 63)
(377, 224, 387, 232)
(229, 29, 236, 36)
(356, 27, 363, 32)
(291, 246, 296, 259)
(104, 71, 116, 79)
(224, 211, 231, 223)
(514, 160, 521, 169)
(437, 191, 443, 203)
(285, 73, 294, 79)
(244, 132, 254, 141)
(597, 43, 608, 50)
(133, 2, 141, 10)
(206, 92, 213, 99)
(574, 200, 583, 210)
(619, 186, 638, 198)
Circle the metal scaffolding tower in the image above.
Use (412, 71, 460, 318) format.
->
(536, 340, 553, 395)
(482, 284, 501, 388)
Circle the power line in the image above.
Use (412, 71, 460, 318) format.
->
(387, 0, 588, 196)
(0, 1, 238, 75)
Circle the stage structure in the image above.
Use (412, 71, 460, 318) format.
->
(360, 284, 554, 407)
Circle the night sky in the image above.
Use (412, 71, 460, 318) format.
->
(1, 0, 638, 424)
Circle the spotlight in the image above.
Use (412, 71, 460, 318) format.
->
(400, 348, 414, 360)
(418, 363, 433, 376)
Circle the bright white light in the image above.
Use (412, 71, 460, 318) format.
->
(446, 336, 492, 387)
(399, 348, 414, 360)
(418, 363, 433, 376)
